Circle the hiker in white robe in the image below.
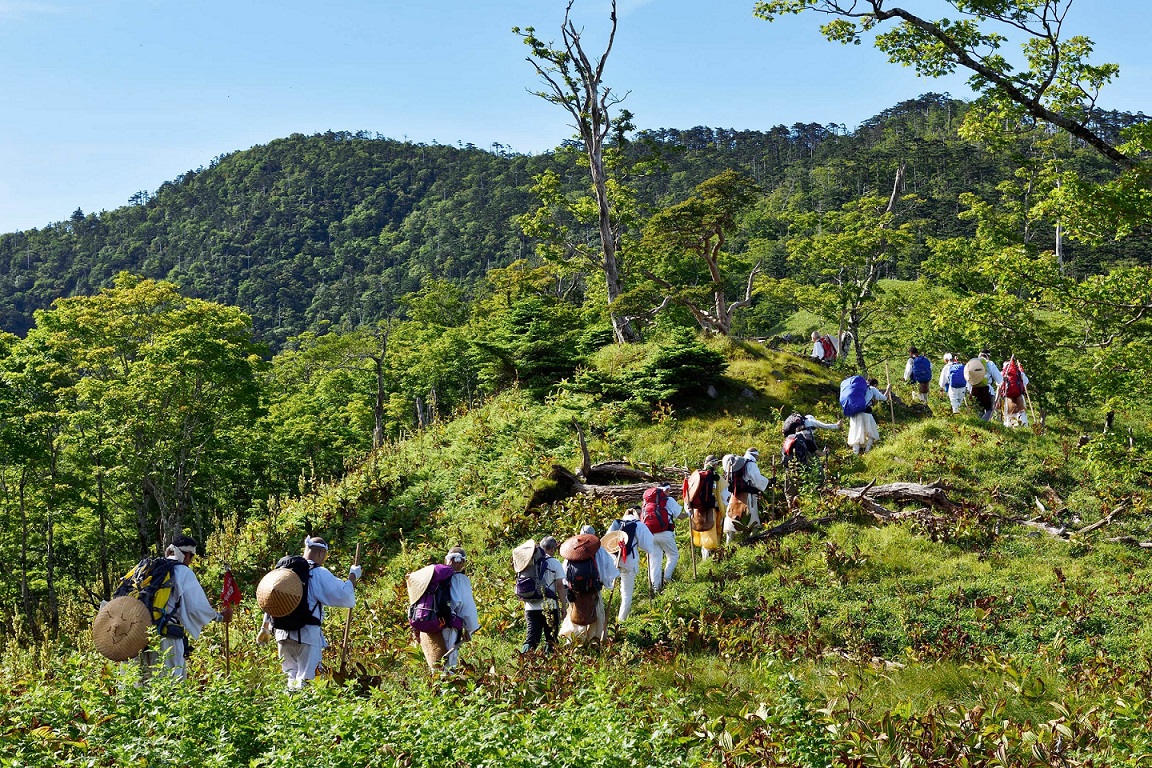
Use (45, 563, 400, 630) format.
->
(156, 535, 229, 682)
(608, 509, 656, 623)
(847, 380, 888, 455)
(559, 526, 619, 644)
(442, 547, 480, 671)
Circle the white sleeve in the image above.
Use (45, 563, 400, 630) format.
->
(744, 461, 769, 492)
(938, 367, 949, 389)
(871, 386, 888, 402)
(449, 574, 480, 633)
(804, 415, 839, 430)
(903, 359, 914, 381)
(308, 567, 356, 609)
(665, 497, 683, 518)
(1021, 370, 1030, 387)
(170, 565, 218, 639)
(635, 521, 657, 554)
(811, 342, 824, 359)
(596, 549, 619, 590)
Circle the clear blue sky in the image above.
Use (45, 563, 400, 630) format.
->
(1, 0, 1147, 233)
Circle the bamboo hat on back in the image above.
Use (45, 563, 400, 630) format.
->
(257, 568, 303, 617)
(512, 540, 537, 573)
(406, 564, 440, 606)
(601, 529, 627, 555)
(92, 596, 151, 661)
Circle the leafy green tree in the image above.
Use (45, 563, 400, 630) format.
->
(784, 167, 919, 375)
(514, 0, 641, 343)
(636, 171, 763, 335)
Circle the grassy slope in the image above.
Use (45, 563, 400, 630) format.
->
(5, 341, 1152, 766)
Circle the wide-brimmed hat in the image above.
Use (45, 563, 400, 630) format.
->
(601, 529, 627, 555)
(560, 533, 600, 562)
(406, 564, 440, 605)
(512, 539, 537, 573)
(964, 357, 987, 385)
(92, 596, 151, 661)
(257, 568, 303, 617)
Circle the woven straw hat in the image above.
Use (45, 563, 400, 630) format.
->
(406, 564, 440, 605)
(418, 628, 448, 670)
(964, 358, 986, 385)
(92, 596, 151, 661)
(512, 540, 537, 573)
(560, 533, 600, 562)
(601, 529, 627, 555)
(257, 569, 303, 617)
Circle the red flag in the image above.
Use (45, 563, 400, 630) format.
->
(220, 568, 241, 607)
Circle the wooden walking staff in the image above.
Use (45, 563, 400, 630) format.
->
(884, 360, 896, 425)
(337, 542, 362, 679)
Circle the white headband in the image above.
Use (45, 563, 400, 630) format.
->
(446, 552, 465, 563)
(304, 537, 328, 551)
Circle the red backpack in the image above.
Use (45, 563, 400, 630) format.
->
(1002, 359, 1024, 399)
(641, 487, 673, 534)
(819, 335, 837, 361)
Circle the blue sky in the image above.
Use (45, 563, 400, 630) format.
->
(1, 0, 1147, 233)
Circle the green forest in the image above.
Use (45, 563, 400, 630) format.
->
(3, 1, 1152, 765)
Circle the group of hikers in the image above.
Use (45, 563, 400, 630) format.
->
(96, 337, 1036, 682)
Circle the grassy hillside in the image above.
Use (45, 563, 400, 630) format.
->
(3, 341, 1151, 766)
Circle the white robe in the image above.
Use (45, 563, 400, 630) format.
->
(847, 387, 886, 452)
(155, 558, 219, 681)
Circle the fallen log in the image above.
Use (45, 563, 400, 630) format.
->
(1106, 536, 1152, 549)
(1018, 519, 1068, 539)
(1074, 505, 1125, 537)
(526, 464, 687, 510)
(745, 514, 835, 543)
(837, 481, 961, 512)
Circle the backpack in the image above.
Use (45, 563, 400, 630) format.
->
(781, 412, 807, 437)
(781, 431, 816, 466)
(839, 375, 869, 417)
(514, 547, 556, 602)
(910, 355, 932, 383)
(607, 519, 641, 565)
(271, 555, 321, 632)
(686, 469, 717, 511)
(819, 335, 837, 361)
(408, 564, 463, 634)
(565, 558, 602, 596)
(113, 557, 184, 638)
(641, 486, 673, 534)
(948, 362, 966, 388)
(1002, 359, 1024, 399)
(726, 455, 752, 495)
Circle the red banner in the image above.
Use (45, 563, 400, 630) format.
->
(220, 569, 241, 606)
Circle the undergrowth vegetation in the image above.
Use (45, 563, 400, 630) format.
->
(4, 345, 1152, 766)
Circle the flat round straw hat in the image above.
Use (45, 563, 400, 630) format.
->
(600, 530, 627, 555)
(964, 358, 987, 385)
(257, 569, 303, 617)
(406, 564, 439, 605)
(92, 596, 151, 661)
(512, 539, 537, 573)
(559, 534, 600, 562)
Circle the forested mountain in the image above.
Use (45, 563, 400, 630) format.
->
(2, 93, 1146, 349)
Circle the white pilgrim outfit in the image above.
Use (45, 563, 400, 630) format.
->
(847, 386, 887, 454)
(559, 528, 619, 644)
(262, 547, 356, 689)
(939, 357, 970, 413)
(1002, 365, 1031, 427)
(441, 568, 480, 671)
(609, 512, 656, 622)
(647, 492, 684, 593)
(158, 552, 221, 681)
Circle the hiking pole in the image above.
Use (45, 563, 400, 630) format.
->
(884, 361, 896, 425)
(337, 542, 362, 679)
(770, 456, 777, 521)
(1024, 386, 1038, 427)
(687, 522, 697, 579)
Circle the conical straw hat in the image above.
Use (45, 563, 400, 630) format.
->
(257, 569, 302, 617)
(601, 530, 627, 555)
(964, 358, 986, 385)
(512, 539, 537, 572)
(92, 596, 151, 661)
(406, 564, 439, 605)
(560, 534, 600, 562)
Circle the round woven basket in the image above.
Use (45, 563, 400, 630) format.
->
(419, 630, 448, 670)
(569, 592, 599, 626)
(92, 596, 151, 661)
(257, 569, 302, 617)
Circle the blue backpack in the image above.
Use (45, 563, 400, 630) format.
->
(839, 375, 869, 417)
(949, 362, 966, 388)
(911, 355, 931, 383)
